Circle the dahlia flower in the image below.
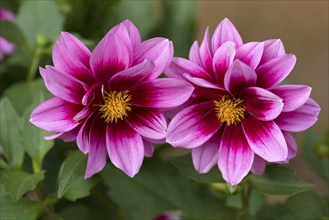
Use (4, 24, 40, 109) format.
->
(30, 20, 194, 178)
(166, 18, 320, 185)
(0, 8, 15, 60)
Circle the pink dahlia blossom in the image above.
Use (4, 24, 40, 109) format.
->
(165, 18, 320, 185)
(0, 8, 15, 60)
(30, 20, 194, 178)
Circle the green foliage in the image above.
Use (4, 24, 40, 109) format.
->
(168, 155, 225, 183)
(101, 157, 223, 220)
(16, 0, 64, 48)
(249, 165, 314, 195)
(0, 185, 42, 220)
(2, 171, 45, 202)
(0, 98, 24, 168)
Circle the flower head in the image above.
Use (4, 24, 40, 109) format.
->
(30, 20, 194, 178)
(0, 8, 15, 60)
(166, 18, 320, 185)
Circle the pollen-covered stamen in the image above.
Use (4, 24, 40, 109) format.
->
(99, 91, 132, 123)
(214, 95, 245, 126)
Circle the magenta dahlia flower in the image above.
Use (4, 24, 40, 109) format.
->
(0, 8, 15, 60)
(30, 20, 194, 178)
(165, 18, 320, 185)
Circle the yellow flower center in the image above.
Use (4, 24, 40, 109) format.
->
(99, 91, 132, 123)
(214, 95, 245, 126)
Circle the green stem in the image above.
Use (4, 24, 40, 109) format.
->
(241, 183, 251, 211)
(26, 48, 42, 81)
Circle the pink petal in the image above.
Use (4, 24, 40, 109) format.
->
(120, 20, 141, 49)
(189, 41, 202, 66)
(192, 129, 223, 173)
(183, 74, 221, 90)
(224, 60, 257, 97)
(126, 107, 167, 140)
(259, 39, 285, 66)
(0, 8, 15, 21)
(130, 78, 194, 109)
(84, 116, 107, 178)
(40, 66, 86, 104)
(106, 121, 144, 177)
(218, 125, 254, 185)
(166, 102, 222, 148)
(242, 117, 288, 162)
(30, 97, 80, 133)
(108, 22, 134, 56)
(251, 155, 266, 175)
(283, 131, 297, 160)
(52, 33, 94, 84)
(211, 18, 243, 53)
(44, 125, 81, 142)
(0, 37, 15, 58)
(199, 27, 213, 74)
(143, 140, 154, 157)
(275, 98, 320, 132)
(109, 60, 155, 91)
(165, 57, 213, 82)
(256, 54, 296, 88)
(212, 41, 236, 87)
(77, 115, 93, 154)
(133, 38, 173, 78)
(240, 87, 283, 121)
(269, 85, 311, 112)
(235, 42, 264, 70)
(90, 32, 131, 82)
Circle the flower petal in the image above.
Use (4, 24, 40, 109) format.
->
(269, 85, 311, 112)
(0, 8, 15, 21)
(143, 140, 154, 157)
(251, 155, 266, 175)
(44, 126, 80, 142)
(224, 60, 257, 97)
(126, 107, 167, 140)
(52, 32, 94, 84)
(130, 78, 194, 109)
(165, 57, 213, 82)
(84, 116, 107, 178)
(40, 66, 86, 104)
(106, 121, 144, 177)
(212, 41, 236, 87)
(283, 131, 297, 160)
(192, 129, 223, 173)
(256, 54, 296, 88)
(90, 32, 131, 82)
(242, 117, 288, 162)
(77, 115, 94, 154)
(120, 20, 141, 49)
(133, 38, 173, 78)
(183, 73, 221, 90)
(189, 41, 202, 66)
(275, 98, 320, 132)
(241, 87, 283, 121)
(199, 27, 213, 74)
(235, 42, 264, 70)
(211, 18, 243, 53)
(0, 37, 15, 59)
(30, 97, 80, 133)
(166, 102, 222, 148)
(218, 125, 254, 185)
(109, 60, 155, 91)
(259, 39, 285, 66)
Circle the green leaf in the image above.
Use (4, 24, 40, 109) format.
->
(302, 130, 329, 182)
(57, 150, 88, 199)
(0, 98, 24, 168)
(249, 165, 314, 195)
(16, 0, 64, 48)
(4, 79, 51, 115)
(101, 157, 221, 220)
(0, 184, 42, 220)
(19, 94, 54, 165)
(2, 171, 45, 202)
(63, 176, 100, 202)
(168, 155, 225, 184)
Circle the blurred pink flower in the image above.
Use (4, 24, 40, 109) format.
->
(166, 18, 320, 185)
(30, 20, 193, 178)
(0, 8, 15, 60)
